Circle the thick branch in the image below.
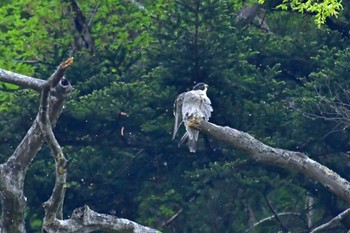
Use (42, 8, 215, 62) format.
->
(68, 0, 95, 52)
(236, 4, 260, 25)
(43, 205, 162, 233)
(6, 58, 73, 171)
(0, 68, 45, 91)
(48, 57, 74, 87)
(192, 120, 350, 203)
(0, 57, 162, 233)
(40, 80, 71, 225)
(39, 58, 73, 227)
(0, 92, 68, 233)
(0, 58, 73, 233)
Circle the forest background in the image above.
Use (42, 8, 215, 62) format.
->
(0, 0, 350, 232)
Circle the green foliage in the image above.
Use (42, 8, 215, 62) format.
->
(1, 0, 350, 232)
(259, 0, 343, 27)
(138, 188, 183, 230)
(0, 0, 72, 73)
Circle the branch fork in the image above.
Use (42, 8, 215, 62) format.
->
(37, 58, 73, 227)
(0, 58, 162, 232)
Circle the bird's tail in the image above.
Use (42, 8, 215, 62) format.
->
(178, 132, 188, 148)
(187, 140, 197, 153)
(178, 127, 199, 153)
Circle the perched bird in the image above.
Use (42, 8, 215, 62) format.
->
(172, 83, 213, 153)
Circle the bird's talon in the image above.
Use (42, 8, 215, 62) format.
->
(188, 119, 200, 127)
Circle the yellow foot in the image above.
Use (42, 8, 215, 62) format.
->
(188, 119, 201, 127)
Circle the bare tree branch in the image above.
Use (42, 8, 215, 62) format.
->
(0, 58, 162, 233)
(39, 58, 73, 228)
(162, 208, 183, 227)
(67, 0, 95, 52)
(306, 192, 314, 229)
(236, 3, 271, 32)
(310, 208, 350, 233)
(0, 68, 45, 91)
(245, 212, 302, 232)
(87, 2, 100, 27)
(264, 194, 289, 232)
(43, 205, 162, 233)
(300, 81, 350, 134)
(161, 192, 197, 227)
(191, 120, 350, 204)
(0, 59, 73, 233)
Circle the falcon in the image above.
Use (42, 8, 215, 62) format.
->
(172, 83, 213, 153)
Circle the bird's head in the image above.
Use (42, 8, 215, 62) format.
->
(192, 82, 208, 92)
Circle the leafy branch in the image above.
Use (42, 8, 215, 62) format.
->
(258, 0, 343, 27)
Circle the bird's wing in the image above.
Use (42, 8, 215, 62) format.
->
(172, 92, 185, 140)
(181, 91, 201, 120)
(200, 95, 213, 121)
(175, 89, 213, 153)
(182, 91, 213, 121)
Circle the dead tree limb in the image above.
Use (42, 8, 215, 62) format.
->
(191, 120, 350, 204)
(43, 205, 161, 233)
(0, 58, 162, 233)
(264, 194, 289, 232)
(245, 212, 302, 232)
(0, 58, 73, 233)
(310, 208, 350, 233)
(0, 68, 45, 91)
(39, 58, 73, 228)
(67, 0, 95, 52)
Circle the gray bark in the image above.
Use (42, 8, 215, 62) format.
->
(43, 205, 161, 233)
(236, 3, 270, 31)
(306, 193, 314, 228)
(0, 58, 161, 233)
(0, 59, 72, 233)
(0, 68, 44, 91)
(192, 120, 350, 203)
(246, 212, 302, 232)
(310, 208, 350, 233)
(192, 120, 350, 232)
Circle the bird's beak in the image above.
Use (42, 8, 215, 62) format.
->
(205, 84, 209, 88)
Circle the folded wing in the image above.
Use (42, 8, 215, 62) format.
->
(182, 90, 212, 120)
(173, 88, 213, 153)
(172, 92, 185, 140)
